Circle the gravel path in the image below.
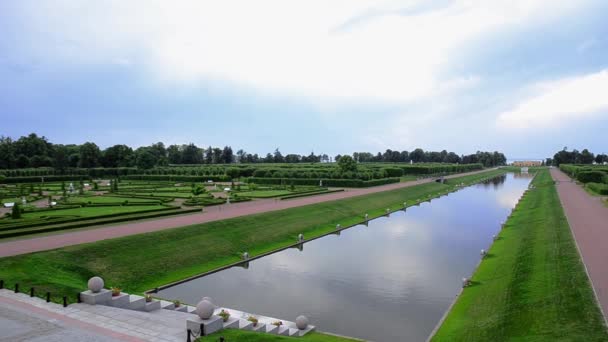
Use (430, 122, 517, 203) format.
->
(551, 168, 608, 321)
(0, 169, 493, 257)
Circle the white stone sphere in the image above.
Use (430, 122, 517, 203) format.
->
(296, 315, 309, 330)
(87, 276, 104, 293)
(201, 297, 215, 306)
(196, 300, 215, 320)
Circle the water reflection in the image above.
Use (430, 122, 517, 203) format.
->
(158, 173, 532, 342)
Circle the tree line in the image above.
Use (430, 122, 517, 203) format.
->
(549, 148, 608, 166)
(0, 133, 506, 170)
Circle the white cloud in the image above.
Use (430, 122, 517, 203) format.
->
(496, 69, 608, 130)
(14, 0, 586, 103)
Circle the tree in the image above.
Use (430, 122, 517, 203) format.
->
(53, 145, 70, 171)
(135, 148, 157, 169)
(273, 148, 284, 163)
(167, 145, 182, 164)
(102, 144, 134, 167)
(579, 149, 595, 164)
(338, 155, 357, 173)
(410, 148, 425, 163)
(221, 146, 234, 163)
(182, 144, 203, 164)
(11, 202, 21, 219)
(79, 142, 101, 168)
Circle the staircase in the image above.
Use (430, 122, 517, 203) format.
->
(80, 288, 314, 337)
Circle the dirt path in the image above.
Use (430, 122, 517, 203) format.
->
(0, 169, 494, 257)
(551, 168, 608, 321)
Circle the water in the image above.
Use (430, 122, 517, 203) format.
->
(158, 173, 532, 341)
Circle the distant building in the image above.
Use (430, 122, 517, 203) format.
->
(512, 161, 542, 167)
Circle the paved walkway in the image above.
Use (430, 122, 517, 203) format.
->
(551, 168, 608, 320)
(0, 169, 494, 257)
(0, 289, 189, 342)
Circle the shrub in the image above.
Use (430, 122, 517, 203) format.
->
(11, 202, 21, 219)
(577, 171, 607, 184)
(587, 182, 608, 195)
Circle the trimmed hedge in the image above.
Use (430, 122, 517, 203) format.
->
(122, 175, 231, 182)
(0, 208, 200, 239)
(280, 189, 345, 200)
(0, 206, 180, 233)
(247, 177, 400, 187)
(576, 171, 607, 184)
(587, 182, 608, 195)
(0, 175, 88, 184)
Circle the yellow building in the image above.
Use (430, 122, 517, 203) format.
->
(512, 161, 542, 167)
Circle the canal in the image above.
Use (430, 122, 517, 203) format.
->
(158, 173, 532, 341)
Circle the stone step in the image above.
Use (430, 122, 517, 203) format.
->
(251, 322, 266, 332)
(238, 319, 253, 331)
(222, 317, 240, 329)
(128, 295, 146, 311)
(278, 326, 290, 336)
(265, 324, 279, 334)
(159, 300, 175, 310)
(174, 305, 188, 312)
(186, 305, 197, 314)
(108, 293, 130, 308)
(143, 299, 161, 312)
(288, 328, 300, 337)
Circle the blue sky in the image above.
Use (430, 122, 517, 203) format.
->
(1, 0, 607, 159)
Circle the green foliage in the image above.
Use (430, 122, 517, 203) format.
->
(11, 202, 21, 219)
(586, 182, 608, 195)
(576, 171, 607, 184)
(337, 155, 357, 173)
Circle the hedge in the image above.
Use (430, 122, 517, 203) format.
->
(247, 177, 400, 187)
(586, 182, 608, 195)
(121, 175, 231, 182)
(0, 206, 179, 233)
(280, 189, 345, 200)
(0, 175, 88, 184)
(576, 171, 607, 184)
(0, 208, 200, 239)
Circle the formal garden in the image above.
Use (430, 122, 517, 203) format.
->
(0, 176, 353, 239)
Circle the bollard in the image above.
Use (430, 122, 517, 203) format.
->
(63, 296, 67, 307)
(364, 213, 369, 220)
(46, 292, 51, 303)
(0, 279, 3, 289)
(77, 293, 81, 303)
(336, 224, 341, 230)
(30, 287, 34, 297)
(187, 329, 192, 342)
(480, 249, 487, 257)
(15, 283, 19, 293)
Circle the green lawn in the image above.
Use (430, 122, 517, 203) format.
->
(432, 169, 608, 341)
(0, 169, 504, 306)
(237, 190, 293, 198)
(19, 205, 167, 219)
(198, 330, 357, 341)
(65, 196, 160, 204)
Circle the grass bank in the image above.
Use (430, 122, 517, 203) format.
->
(0, 169, 504, 305)
(431, 169, 608, 341)
(198, 330, 359, 342)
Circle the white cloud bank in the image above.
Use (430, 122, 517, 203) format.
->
(15, 0, 585, 103)
(497, 69, 608, 130)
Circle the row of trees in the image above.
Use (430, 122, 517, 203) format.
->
(550, 148, 608, 166)
(346, 149, 506, 167)
(0, 133, 506, 170)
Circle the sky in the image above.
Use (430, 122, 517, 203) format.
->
(1, 0, 607, 160)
